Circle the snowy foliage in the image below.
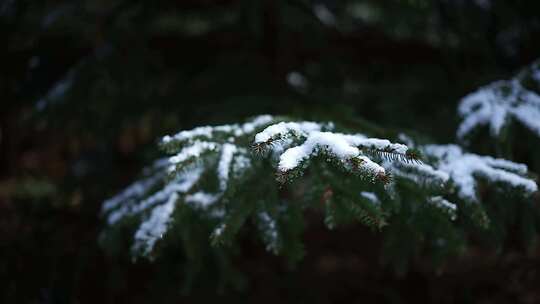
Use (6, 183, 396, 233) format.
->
(390, 134, 536, 202)
(382, 158, 449, 188)
(256, 211, 280, 253)
(101, 116, 538, 261)
(457, 59, 540, 140)
(423, 144, 537, 202)
(254, 121, 415, 182)
(427, 196, 457, 221)
(102, 115, 276, 257)
(360, 191, 380, 205)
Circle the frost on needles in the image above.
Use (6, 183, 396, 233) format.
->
(101, 115, 538, 261)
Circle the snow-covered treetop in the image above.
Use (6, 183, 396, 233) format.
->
(101, 116, 538, 261)
(457, 59, 540, 140)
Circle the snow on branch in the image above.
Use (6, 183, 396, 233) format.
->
(101, 115, 278, 257)
(252, 121, 333, 154)
(254, 121, 326, 143)
(384, 160, 449, 188)
(162, 115, 274, 148)
(427, 196, 457, 220)
(424, 144, 537, 202)
(106, 165, 204, 226)
(101, 159, 169, 214)
(132, 192, 179, 256)
(101, 116, 538, 261)
(360, 191, 381, 205)
(254, 123, 417, 183)
(257, 211, 280, 253)
(383, 136, 537, 219)
(391, 134, 537, 202)
(457, 59, 540, 140)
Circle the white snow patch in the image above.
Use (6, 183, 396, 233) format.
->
(132, 192, 179, 256)
(258, 212, 279, 252)
(217, 143, 237, 191)
(254, 121, 324, 143)
(102, 173, 164, 214)
(185, 191, 220, 209)
(107, 166, 203, 225)
(278, 131, 358, 171)
(384, 160, 450, 187)
(428, 196, 457, 220)
(168, 141, 217, 168)
(424, 144, 537, 202)
(162, 127, 213, 144)
(232, 149, 251, 176)
(457, 69, 540, 139)
(276, 131, 392, 176)
(102, 159, 169, 213)
(360, 191, 380, 205)
(163, 115, 274, 144)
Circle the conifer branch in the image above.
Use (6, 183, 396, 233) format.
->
(100, 116, 538, 263)
(457, 59, 540, 141)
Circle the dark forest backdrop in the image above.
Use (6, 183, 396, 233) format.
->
(2, 0, 540, 303)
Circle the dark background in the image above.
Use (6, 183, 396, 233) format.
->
(2, 0, 540, 303)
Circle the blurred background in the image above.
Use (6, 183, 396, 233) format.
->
(2, 0, 540, 303)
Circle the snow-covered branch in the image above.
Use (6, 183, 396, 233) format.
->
(423, 144, 537, 202)
(457, 59, 540, 140)
(253, 122, 416, 182)
(102, 115, 278, 257)
(101, 116, 538, 261)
